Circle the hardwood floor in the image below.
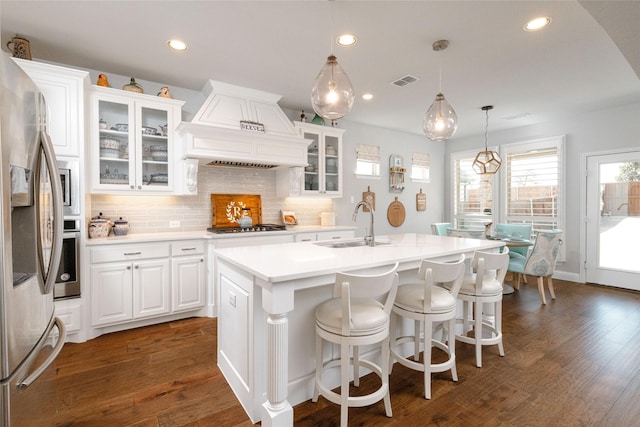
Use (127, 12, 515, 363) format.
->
(50, 279, 640, 426)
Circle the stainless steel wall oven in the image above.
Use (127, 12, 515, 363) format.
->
(54, 218, 80, 299)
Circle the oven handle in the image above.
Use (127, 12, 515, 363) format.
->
(16, 317, 66, 391)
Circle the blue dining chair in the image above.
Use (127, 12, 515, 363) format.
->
(509, 230, 563, 304)
(431, 222, 452, 236)
(494, 223, 532, 259)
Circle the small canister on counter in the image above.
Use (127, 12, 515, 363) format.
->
(88, 213, 112, 239)
(113, 217, 130, 236)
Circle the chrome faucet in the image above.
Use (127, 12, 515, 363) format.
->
(353, 200, 375, 246)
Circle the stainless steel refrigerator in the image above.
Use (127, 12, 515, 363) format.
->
(0, 51, 66, 426)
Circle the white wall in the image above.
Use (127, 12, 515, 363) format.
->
(327, 118, 446, 238)
(444, 102, 640, 279)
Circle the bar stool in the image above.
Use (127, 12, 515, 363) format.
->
(389, 255, 466, 399)
(447, 249, 509, 367)
(312, 263, 399, 427)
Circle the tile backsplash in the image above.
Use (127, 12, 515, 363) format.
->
(90, 166, 334, 234)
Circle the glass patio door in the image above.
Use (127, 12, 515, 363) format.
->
(585, 151, 640, 290)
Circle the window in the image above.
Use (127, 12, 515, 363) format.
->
(410, 152, 430, 182)
(501, 136, 564, 235)
(451, 150, 495, 230)
(355, 144, 380, 177)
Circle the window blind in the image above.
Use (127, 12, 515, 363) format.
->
(411, 152, 430, 182)
(355, 144, 381, 177)
(505, 147, 559, 231)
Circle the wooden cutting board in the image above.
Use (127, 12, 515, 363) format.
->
(211, 194, 262, 228)
(387, 197, 406, 227)
(416, 188, 426, 211)
(362, 186, 375, 212)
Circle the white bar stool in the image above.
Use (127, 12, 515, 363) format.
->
(312, 263, 399, 427)
(446, 249, 509, 367)
(389, 255, 466, 399)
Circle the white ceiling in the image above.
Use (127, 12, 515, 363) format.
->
(2, 1, 639, 140)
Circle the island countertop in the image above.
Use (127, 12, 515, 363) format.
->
(214, 232, 504, 283)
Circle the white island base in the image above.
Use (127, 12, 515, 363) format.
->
(214, 233, 504, 426)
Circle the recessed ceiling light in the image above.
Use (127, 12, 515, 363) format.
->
(362, 93, 373, 101)
(524, 17, 551, 31)
(336, 34, 357, 47)
(167, 39, 188, 51)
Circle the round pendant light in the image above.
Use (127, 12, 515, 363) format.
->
(310, 0, 355, 121)
(424, 40, 458, 141)
(311, 54, 355, 121)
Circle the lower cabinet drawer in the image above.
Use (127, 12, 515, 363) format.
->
(91, 243, 171, 263)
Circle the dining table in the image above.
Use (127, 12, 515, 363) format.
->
(486, 235, 534, 294)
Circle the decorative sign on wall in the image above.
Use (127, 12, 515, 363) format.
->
(362, 186, 375, 212)
(389, 154, 405, 193)
(240, 120, 265, 132)
(416, 188, 427, 211)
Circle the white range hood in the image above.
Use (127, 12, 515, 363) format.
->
(176, 80, 309, 169)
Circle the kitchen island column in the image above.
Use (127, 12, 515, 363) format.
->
(259, 278, 294, 427)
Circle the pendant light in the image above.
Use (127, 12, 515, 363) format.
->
(310, 0, 355, 121)
(423, 40, 457, 141)
(472, 105, 502, 174)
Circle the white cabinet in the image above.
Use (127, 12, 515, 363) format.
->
(171, 240, 206, 312)
(90, 86, 184, 193)
(90, 242, 171, 326)
(14, 58, 89, 157)
(277, 121, 344, 197)
(133, 259, 171, 319)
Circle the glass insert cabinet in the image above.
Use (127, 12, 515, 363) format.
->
(296, 121, 344, 196)
(90, 86, 184, 193)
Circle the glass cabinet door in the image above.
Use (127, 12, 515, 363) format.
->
(138, 106, 170, 189)
(303, 131, 320, 193)
(324, 135, 340, 193)
(98, 99, 133, 189)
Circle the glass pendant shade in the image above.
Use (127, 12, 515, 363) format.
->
(311, 55, 355, 121)
(423, 92, 458, 141)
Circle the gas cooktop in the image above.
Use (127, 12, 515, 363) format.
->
(207, 224, 287, 234)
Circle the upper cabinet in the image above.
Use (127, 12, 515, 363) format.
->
(14, 59, 89, 157)
(277, 121, 344, 197)
(90, 86, 184, 193)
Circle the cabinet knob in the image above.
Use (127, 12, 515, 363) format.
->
(135, 265, 139, 269)
(137, 185, 142, 190)
(127, 266, 131, 270)
(200, 258, 204, 262)
(130, 185, 134, 189)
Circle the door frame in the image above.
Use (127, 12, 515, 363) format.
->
(581, 148, 640, 288)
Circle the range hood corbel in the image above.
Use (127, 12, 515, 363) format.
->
(176, 80, 310, 169)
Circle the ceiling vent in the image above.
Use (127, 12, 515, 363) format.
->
(504, 112, 532, 120)
(391, 74, 420, 87)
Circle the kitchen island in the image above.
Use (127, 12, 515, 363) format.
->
(213, 233, 504, 426)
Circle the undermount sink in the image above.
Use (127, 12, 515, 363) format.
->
(314, 239, 391, 248)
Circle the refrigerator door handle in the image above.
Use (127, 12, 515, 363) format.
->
(37, 130, 64, 295)
(16, 317, 66, 391)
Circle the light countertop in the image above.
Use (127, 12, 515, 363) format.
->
(84, 225, 356, 246)
(214, 233, 505, 283)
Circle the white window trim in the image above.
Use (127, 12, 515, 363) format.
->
(499, 135, 566, 261)
(450, 148, 499, 229)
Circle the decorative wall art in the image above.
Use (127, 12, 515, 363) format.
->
(389, 154, 405, 193)
(362, 186, 375, 212)
(416, 188, 427, 211)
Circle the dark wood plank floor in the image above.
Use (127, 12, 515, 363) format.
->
(50, 278, 640, 426)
